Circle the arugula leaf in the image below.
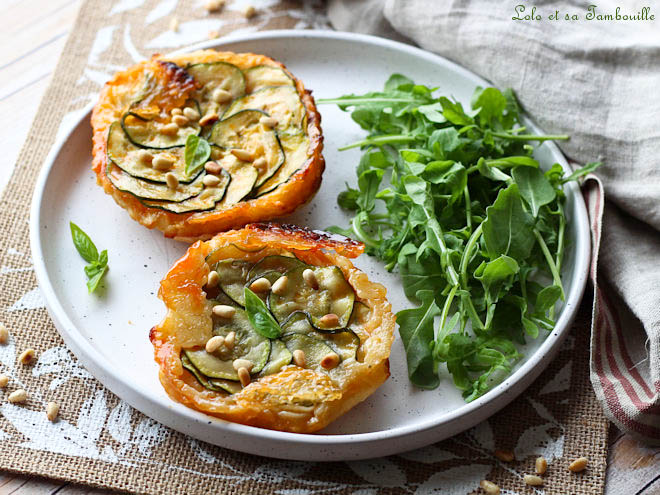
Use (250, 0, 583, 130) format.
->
(244, 287, 281, 339)
(512, 166, 556, 218)
(70, 222, 108, 293)
(562, 161, 602, 183)
(184, 134, 211, 177)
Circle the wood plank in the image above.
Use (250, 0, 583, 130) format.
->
(605, 434, 660, 495)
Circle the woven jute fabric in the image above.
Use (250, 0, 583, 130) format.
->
(0, 1, 609, 493)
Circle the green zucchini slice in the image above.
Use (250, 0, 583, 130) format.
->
(105, 162, 204, 202)
(140, 169, 230, 213)
(281, 313, 360, 361)
(246, 255, 307, 284)
(223, 86, 305, 135)
(107, 122, 200, 184)
(215, 259, 253, 306)
(187, 61, 245, 118)
(255, 132, 310, 196)
(244, 65, 294, 93)
(270, 266, 355, 331)
(209, 110, 285, 187)
(181, 353, 241, 394)
(281, 333, 338, 371)
(121, 107, 201, 149)
(216, 160, 258, 208)
(259, 339, 293, 377)
(184, 309, 270, 380)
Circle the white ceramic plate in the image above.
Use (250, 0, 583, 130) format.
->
(30, 30, 590, 461)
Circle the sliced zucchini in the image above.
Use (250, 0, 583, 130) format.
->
(184, 309, 270, 380)
(216, 159, 258, 208)
(281, 313, 360, 361)
(349, 300, 371, 326)
(245, 65, 294, 93)
(255, 132, 310, 196)
(247, 255, 307, 285)
(270, 265, 355, 331)
(281, 333, 337, 371)
(259, 339, 293, 376)
(121, 106, 200, 149)
(140, 169, 230, 213)
(181, 353, 241, 394)
(223, 86, 305, 135)
(106, 162, 204, 202)
(215, 259, 253, 306)
(209, 110, 285, 187)
(187, 62, 245, 118)
(107, 122, 199, 184)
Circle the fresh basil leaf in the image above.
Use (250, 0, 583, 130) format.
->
(244, 287, 281, 339)
(512, 166, 556, 218)
(70, 222, 99, 263)
(184, 134, 211, 177)
(86, 264, 108, 293)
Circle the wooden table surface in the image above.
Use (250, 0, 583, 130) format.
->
(0, 0, 658, 493)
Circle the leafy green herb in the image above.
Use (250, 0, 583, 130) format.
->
(70, 222, 109, 293)
(320, 75, 599, 400)
(244, 287, 282, 339)
(184, 134, 211, 177)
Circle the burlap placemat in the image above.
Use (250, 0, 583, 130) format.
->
(0, 1, 609, 493)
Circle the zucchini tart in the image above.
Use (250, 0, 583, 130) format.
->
(91, 50, 324, 241)
(150, 223, 395, 433)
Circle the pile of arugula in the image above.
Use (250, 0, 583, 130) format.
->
(320, 75, 599, 401)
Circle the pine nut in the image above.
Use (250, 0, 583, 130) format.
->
(206, 270, 220, 289)
(233, 359, 253, 372)
(320, 352, 340, 370)
(250, 277, 271, 292)
(271, 276, 288, 295)
(224, 331, 236, 349)
(8, 389, 27, 404)
(0, 374, 8, 388)
(204, 161, 222, 174)
(161, 122, 179, 135)
(318, 313, 339, 328)
(212, 305, 235, 318)
(171, 108, 183, 116)
(172, 115, 188, 127)
(169, 16, 179, 32)
(479, 480, 500, 495)
(292, 349, 305, 367)
(568, 457, 588, 472)
(494, 450, 514, 462)
(46, 401, 60, 422)
(212, 88, 233, 103)
(152, 155, 174, 171)
(199, 112, 219, 126)
(203, 174, 221, 187)
(137, 149, 153, 164)
(231, 148, 254, 162)
(536, 456, 548, 475)
(243, 5, 256, 18)
(302, 269, 319, 289)
(0, 323, 8, 344)
(205, 0, 224, 12)
(253, 157, 267, 170)
(259, 116, 278, 128)
(183, 107, 200, 121)
(166, 173, 179, 190)
(205, 335, 225, 353)
(524, 475, 543, 486)
(237, 367, 250, 387)
(18, 349, 36, 365)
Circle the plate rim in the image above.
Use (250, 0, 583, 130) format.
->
(29, 29, 591, 460)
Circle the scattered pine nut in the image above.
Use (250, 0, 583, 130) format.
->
(568, 457, 588, 472)
(250, 277, 271, 292)
(231, 148, 254, 162)
(252, 157, 267, 170)
(46, 401, 60, 422)
(292, 349, 306, 367)
(535, 456, 548, 475)
(479, 480, 500, 495)
(237, 367, 250, 387)
(259, 116, 278, 128)
(183, 107, 200, 121)
(271, 275, 288, 295)
(224, 331, 236, 350)
(205, 0, 224, 12)
(302, 268, 319, 289)
(206, 270, 220, 288)
(199, 112, 219, 126)
(171, 108, 183, 116)
(204, 161, 222, 174)
(205, 335, 225, 353)
(137, 149, 153, 164)
(165, 173, 179, 190)
(8, 389, 27, 404)
(233, 359, 253, 372)
(161, 122, 179, 135)
(524, 475, 543, 486)
(320, 352, 340, 370)
(203, 174, 221, 187)
(0, 374, 8, 388)
(169, 16, 179, 32)
(152, 155, 174, 171)
(18, 349, 36, 365)
(212, 88, 233, 103)
(494, 450, 514, 462)
(243, 5, 256, 18)
(318, 313, 339, 328)
(0, 323, 8, 344)
(172, 114, 188, 127)
(212, 304, 235, 319)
